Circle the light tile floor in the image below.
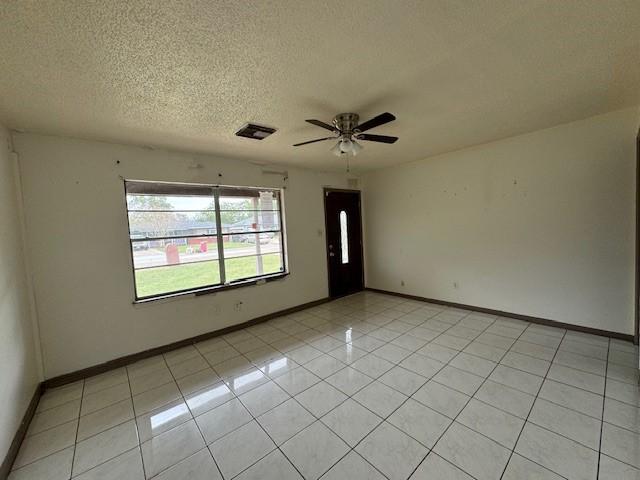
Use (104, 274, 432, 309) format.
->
(9, 291, 640, 480)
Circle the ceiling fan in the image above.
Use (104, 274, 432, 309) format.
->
(293, 112, 398, 156)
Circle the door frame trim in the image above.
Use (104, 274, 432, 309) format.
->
(323, 188, 365, 298)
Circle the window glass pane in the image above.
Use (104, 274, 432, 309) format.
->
(224, 253, 284, 283)
(127, 194, 215, 211)
(340, 210, 349, 264)
(219, 190, 280, 234)
(128, 212, 216, 239)
(219, 211, 281, 234)
(218, 190, 280, 211)
(222, 233, 283, 282)
(127, 194, 216, 239)
(131, 236, 219, 269)
(134, 260, 221, 298)
(221, 233, 282, 259)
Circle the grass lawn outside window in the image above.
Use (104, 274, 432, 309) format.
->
(134, 253, 282, 298)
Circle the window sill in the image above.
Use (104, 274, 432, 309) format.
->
(132, 272, 290, 305)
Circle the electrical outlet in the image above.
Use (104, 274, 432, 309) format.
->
(400, 280, 405, 287)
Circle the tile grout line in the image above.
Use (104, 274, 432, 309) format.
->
(0, 301, 512, 475)
(14, 384, 86, 476)
(184, 298, 615, 478)
(299, 295, 638, 476)
(64, 361, 179, 478)
(7, 301, 466, 478)
(43, 296, 624, 395)
(284, 311, 620, 419)
(205, 345, 335, 478)
(124, 360, 147, 480)
(207, 320, 382, 478)
(68, 379, 84, 479)
(112, 355, 221, 478)
(167, 333, 314, 479)
(57, 349, 592, 479)
(16, 292, 635, 479)
(44, 390, 139, 444)
(35, 324, 568, 434)
(238, 296, 452, 479)
(160, 352, 228, 480)
(342, 309, 496, 479)
(600, 416, 640, 435)
(498, 328, 568, 480)
(595, 337, 611, 480)
(196, 349, 309, 479)
(233, 322, 396, 478)
(406, 312, 595, 478)
(402, 311, 535, 480)
(282, 304, 508, 479)
(234, 400, 335, 480)
(0, 320, 536, 474)
(272, 297, 452, 479)
(184, 297, 623, 477)
(61, 380, 140, 480)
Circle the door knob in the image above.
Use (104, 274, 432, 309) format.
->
(329, 252, 335, 257)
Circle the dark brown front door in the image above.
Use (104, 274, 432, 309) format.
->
(324, 189, 364, 298)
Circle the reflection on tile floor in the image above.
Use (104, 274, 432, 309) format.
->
(9, 291, 640, 479)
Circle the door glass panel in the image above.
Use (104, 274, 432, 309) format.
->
(340, 210, 349, 264)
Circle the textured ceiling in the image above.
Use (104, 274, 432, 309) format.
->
(0, 1, 639, 172)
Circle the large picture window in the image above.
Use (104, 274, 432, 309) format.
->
(125, 180, 286, 301)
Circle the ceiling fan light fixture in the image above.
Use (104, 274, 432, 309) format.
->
(330, 141, 343, 156)
(339, 137, 353, 153)
(351, 139, 363, 155)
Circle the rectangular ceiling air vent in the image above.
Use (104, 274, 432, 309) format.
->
(235, 123, 276, 140)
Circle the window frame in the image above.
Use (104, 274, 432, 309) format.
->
(124, 180, 288, 303)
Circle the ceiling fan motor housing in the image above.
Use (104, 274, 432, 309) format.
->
(333, 113, 360, 135)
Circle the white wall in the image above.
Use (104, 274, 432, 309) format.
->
(0, 125, 41, 460)
(13, 134, 351, 378)
(363, 107, 639, 335)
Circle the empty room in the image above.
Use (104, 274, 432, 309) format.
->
(1, 2, 639, 479)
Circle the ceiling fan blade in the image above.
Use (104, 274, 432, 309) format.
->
(305, 119, 337, 132)
(357, 133, 398, 144)
(356, 112, 396, 132)
(293, 137, 335, 147)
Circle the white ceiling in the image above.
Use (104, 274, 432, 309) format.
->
(0, 1, 639, 172)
